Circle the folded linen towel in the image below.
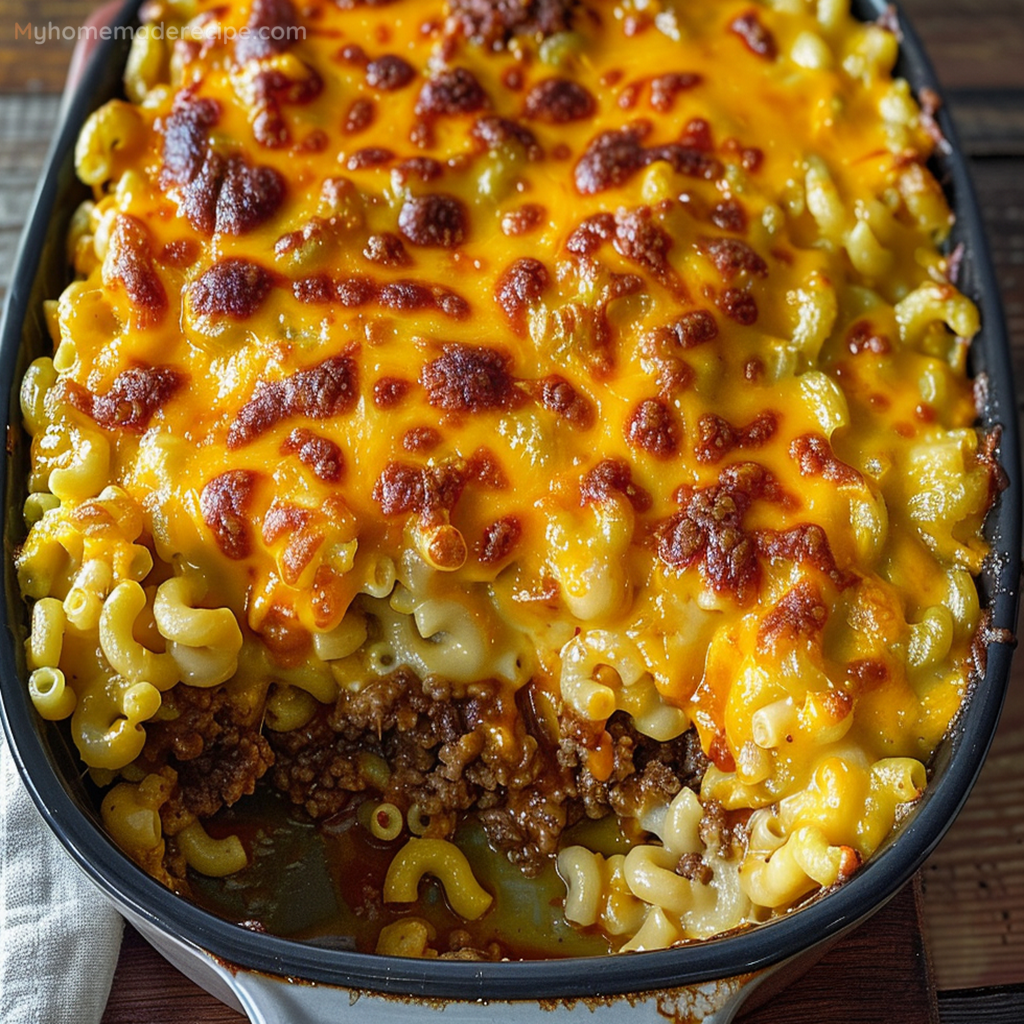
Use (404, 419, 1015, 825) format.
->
(0, 732, 124, 1023)
(2, 5, 129, 1019)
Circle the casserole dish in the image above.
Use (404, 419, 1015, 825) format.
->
(0, 1, 1019, 1020)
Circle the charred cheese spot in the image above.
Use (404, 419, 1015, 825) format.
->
(420, 344, 522, 412)
(235, 0, 299, 63)
(501, 203, 546, 236)
(347, 146, 394, 170)
(449, 0, 578, 48)
(334, 276, 378, 307)
(256, 603, 312, 666)
(365, 55, 417, 91)
(403, 426, 444, 452)
(613, 207, 678, 288)
(227, 355, 359, 449)
(372, 460, 466, 517)
(790, 433, 863, 485)
(756, 582, 828, 653)
(649, 73, 702, 112)
(466, 446, 509, 489)
(680, 116, 714, 152)
(478, 515, 522, 564)
(200, 469, 260, 560)
(471, 116, 543, 160)
(495, 257, 549, 334)
(649, 309, 719, 350)
(160, 95, 220, 187)
(658, 462, 785, 600)
(373, 376, 412, 409)
(394, 155, 445, 184)
(378, 280, 470, 319)
(103, 215, 167, 324)
(715, 287, 759, 325)
(183, 152, 286, 236)
(847, 659, 890, 692)
(189, 258, 273, 319)
(251, 66, 325, 148)
(730, 10, 779, 61)
(566, 212, 615, 256)
(710, 198, 749, 234)
(707, 731, 736, 773)
(757, 523, 857, 591)
(281, 428, 345, 482)
(523, 78, 596, 123)
(535, 374, 594, 429)
(625, 398, 680, 457)
(161, 95, 285, 235)
(575, 125, 722, 196)
(847, 319, 893, 355)
(580, 458, 651, 512)
(160, 238, 200, 268)
(398, 194, 469, 248)
(345, 97, 376, 134)
(293, 273, 336, 304)
(65, 365, 187, 432)
(363, 232, 411, 267)
(416, 67, 488, 117)
(696, 236, 769, 281)
(694, 411, 777, 464)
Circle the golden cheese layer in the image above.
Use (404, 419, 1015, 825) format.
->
(17, 0, 999, 954)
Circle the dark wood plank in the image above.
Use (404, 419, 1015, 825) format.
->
(900, 0, 1024, 91)
(947, 91, 1024, 156)
(743, 881, 939, 1024)
(102, 926, 245, 1024)
(0, 94, 63, 308)
(920, 601, 1024, 991)
(964, 159, 1024, 406)
(938, 986, 1024, 1024)
(0, 1, 98, 93)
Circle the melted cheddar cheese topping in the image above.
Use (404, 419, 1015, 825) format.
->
(17, 0, 1000, 955)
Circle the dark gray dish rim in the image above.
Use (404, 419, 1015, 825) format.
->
(0, 0, 1019, 1003)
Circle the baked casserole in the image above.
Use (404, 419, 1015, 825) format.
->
(14, 0, 1002, 957)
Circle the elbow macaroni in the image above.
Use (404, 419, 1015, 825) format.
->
(177, 820, 248, 877)
(13, 0, 998, 958)
(99, 581, 179, 692)
(153, 575, 244, 687)
(384, 838, 493, 921)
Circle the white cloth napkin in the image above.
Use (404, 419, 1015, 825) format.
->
(1, 6, 129, 1022)
(0, 731, 123, 1024)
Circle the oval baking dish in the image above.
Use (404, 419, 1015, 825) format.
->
(1, 1, 1019, 1021)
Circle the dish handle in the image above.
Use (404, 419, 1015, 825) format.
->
(127, 905, 796, 1022)
(228, 967, 771, 1024)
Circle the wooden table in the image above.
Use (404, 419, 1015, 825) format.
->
(1, 2, 1022, 1021)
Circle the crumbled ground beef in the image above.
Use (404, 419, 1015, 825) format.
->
(269, 709, 366, 818)
(559, 712, 709, 822)
(699, 798, 747, 859)
(266, 671, 709, 876)
(677, 852, 714, 885)
(139, 684, 274, 829)
(145, 666, 712, 884)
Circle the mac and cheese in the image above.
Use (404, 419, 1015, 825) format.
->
(15, 0, 1001, 958)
